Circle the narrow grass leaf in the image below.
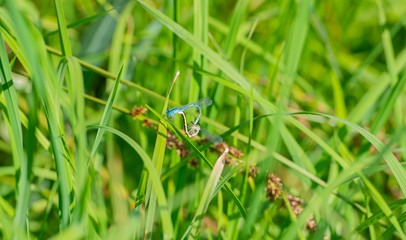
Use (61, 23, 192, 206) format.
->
(88, 65, 124, 164)
(44, 9, 113, 38)
(6, 0, 72, 228)
(183, 148, 227, 239)
(370, 69, 406, 133)
(87, 125, 174, 239)
(54, 0, 73, 56)
(0, 32, 29, 234)
(145, 71, 178, 238)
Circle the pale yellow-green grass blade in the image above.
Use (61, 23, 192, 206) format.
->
(65, 57, 88, 223)
(144, 71, 178, 238)
(183, 148, 227, 239)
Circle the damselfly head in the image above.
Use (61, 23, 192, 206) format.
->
(165, 113, 176, 121)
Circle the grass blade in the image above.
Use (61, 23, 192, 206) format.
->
(87, 125, 174, 239)
(6, 0, 72, 228)
(144, 71, 178, 238)
(0, 32, 28, 235)
(44, 9, 113, 38)
(182, 148, 227, 239)
(88, 65, 124, 164)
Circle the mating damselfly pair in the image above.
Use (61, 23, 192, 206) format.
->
(165, 97, 222, 144)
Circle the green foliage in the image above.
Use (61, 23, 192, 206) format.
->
(0, 0, 405, 239)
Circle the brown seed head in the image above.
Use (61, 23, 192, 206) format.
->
(131, 106, 148, 119)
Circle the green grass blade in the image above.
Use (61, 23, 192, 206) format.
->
(144, 71, 178, 238)
(370, 69, 406, 133)
(88, 65, 124, 164)
(280, 112, 406, 199)
(87, 125, 174, 239)
(55, 0, 88, 221)
(136, 0, 250, 90)
(54, 0, 72, 57)
(376, 0, 398, 85)
(189, 0, 208, 101)
(223, 0, 249, 57)
(210, 0, 248, 119)
(6, 0, 72, 228)
(353, 199, 406, 232)
(46, 46, 168, 103)
(44, 9, 113, 38)
(0, 32, 28, 235)
(66, 57, 88, 223)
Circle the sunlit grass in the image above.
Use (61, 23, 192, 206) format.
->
(0, 0, 406, 239)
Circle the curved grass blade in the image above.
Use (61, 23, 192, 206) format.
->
(87, 125, 174, 239)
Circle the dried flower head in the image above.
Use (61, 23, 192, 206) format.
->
(176, 148, 190, 158)
(224, 155, 234, 165)
(248, 164, 259, 178)
(142, 119, 155, 129)
(214, 142, 228, 152)
(265, 173, 283, 201)
(131, 106, 148, 119)
(306, 214, 317, 232)
(229, 146, 244, 158)
(189, 158, 199, 168)
(239, 163, 259, 177)
(166, 132, 178, 149)
(285, 193, 305, 215)
(285, 193, 317, 230)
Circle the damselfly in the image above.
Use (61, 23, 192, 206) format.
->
(165, 97, 212, 124)
(179, 112, 223, 144)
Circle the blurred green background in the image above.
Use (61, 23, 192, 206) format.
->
(0, 0, 406, 239)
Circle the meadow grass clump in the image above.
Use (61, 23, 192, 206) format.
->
(0, 0, 406, 239)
